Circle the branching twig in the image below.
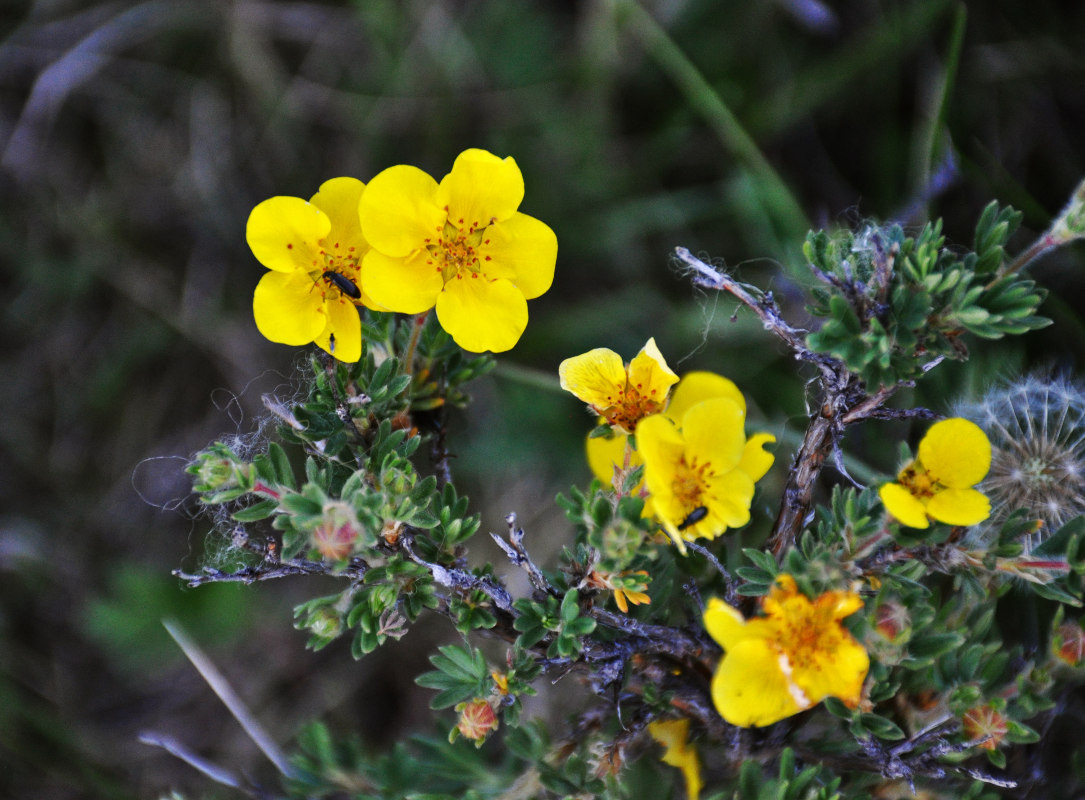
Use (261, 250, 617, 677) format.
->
(492, 513, 555, 595)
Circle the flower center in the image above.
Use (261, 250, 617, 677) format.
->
(600, 382, 666, 432)
(671, 456, 713, 518)
(898, 461, 939, 500)
(426, 214, 492, 284)
(312, 240, 362, 302)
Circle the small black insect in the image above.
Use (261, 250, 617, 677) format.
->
(677, 506, 708, 531)
(322, 270, 362, 299)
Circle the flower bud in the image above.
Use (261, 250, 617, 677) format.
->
(452, 698, 499, 745)
(1053, 622, 1085, 668)
(962, 704, 1008, 751)
(312, 501, 361, 560)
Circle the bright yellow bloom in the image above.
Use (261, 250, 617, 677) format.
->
(247, 177, 380, 362)
(879, 418, 992, 529)
(559, 338, 679, 433)
(636, 386, 775, 551)
(586, 371, 775, 495)
(648, 718, 702, 800)
(704, 575, 869, 728)
(358, 148, 557, 353)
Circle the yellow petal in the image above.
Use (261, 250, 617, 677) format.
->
(703, 596, 750, 650)
(711, 638, 807, 727)
(437, 149, 524, 228)
(700, 468, 755, 532)
(361, 249, 443, 313)
(879, 482, 931, 529)
(917, 417, 991, 488)
(558, 349, 627, 408)
(739, 432, 776, 483)
(315, 294, 362, 363)
(627, 337, 679, 402)
(667, 372, 746, 421)
(794, 638, 869, 708)
(252, 270, 326, 344)
(480, 212, 557, 300)
(247, 196, 330, 272)
(648, 719, 702, 800)
(359, 164, 445, 257)
(310, 176, 368, 251)
(586, 431, 640, 487)
(926, 487, 991, 526)
(681, 398, 746, 474)
(435, 275, 527, 353)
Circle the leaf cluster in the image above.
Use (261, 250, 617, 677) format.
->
(805, 204, 1049, 388)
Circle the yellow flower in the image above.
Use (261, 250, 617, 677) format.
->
(648, 718, 702, 800)
(704, 575, 869, 728)
(636, 386, 775, 551)
(586, 371, 775, 497)
(247, 177, 380, 362)
(559, 338, 679, 434)
(358, 148, 557, 353)
(878, 418, 992, 529)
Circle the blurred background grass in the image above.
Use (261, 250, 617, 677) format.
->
(0, 0, 1082, 796)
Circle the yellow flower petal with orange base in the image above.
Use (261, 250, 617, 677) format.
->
(880, 417, 992, 528)
(559, 349, 630, 410)
(648, 718, 703, 800)
(358, 149, 555, 352)
(436, 149, 524, 231)
(358, 164, 445, 258)
(559, 338, 677, 433)
(703, 576, 869, 728)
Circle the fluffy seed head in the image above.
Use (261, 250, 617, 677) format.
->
(955, 375, 1085, 549)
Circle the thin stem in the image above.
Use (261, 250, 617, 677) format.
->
(616, 1, 808, 241)
(163, 620, 295, 778)
(403, 311, 429, 375)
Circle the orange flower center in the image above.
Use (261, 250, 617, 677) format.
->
(426, 213, 493, 284)
(309, 240, 362, 302)
(599, 383, 666, 432)
(897, 461, 939, 500)
(671, 456, 713, 517)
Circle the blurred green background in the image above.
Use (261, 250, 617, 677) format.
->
(1, 0, 1083, 796)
